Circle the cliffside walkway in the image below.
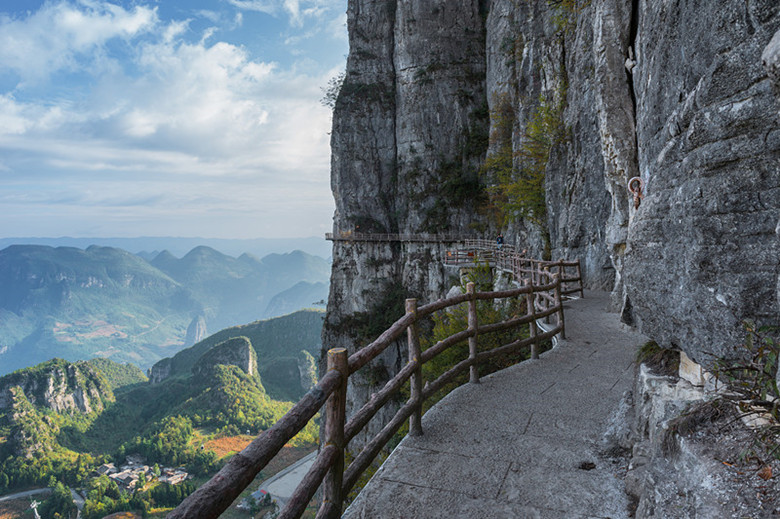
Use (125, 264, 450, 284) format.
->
(343, 290, 648, 519)
(325, 232, 472, 243)
(170, 247, 608, 519)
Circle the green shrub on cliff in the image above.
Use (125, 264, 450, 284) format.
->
(87, 358, 148, 389)
(422, 263, 533, 402)
(481, 88, 565, 256)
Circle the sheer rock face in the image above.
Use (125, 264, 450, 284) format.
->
(762, 28, 780, 392)
(624, 1, 780, 362)
(324, 0, 488, 446)
(0, 361, 112, 414)
(297, 350, 318, 393)
(192, 336, 257, 378)
(184, 315, 208, 347)
(148, 357, 172, 384)
(326, 0, 780, 446)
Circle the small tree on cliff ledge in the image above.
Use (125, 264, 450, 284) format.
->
(481, 88, 566, 258)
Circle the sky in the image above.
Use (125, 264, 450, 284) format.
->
(0, 0, 348, 239)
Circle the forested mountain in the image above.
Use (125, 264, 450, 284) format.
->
(0, 245, 329, 375)
(0, 310, 323, 504)
(149, 309, 323, 402)
(150, 247, 330, 332)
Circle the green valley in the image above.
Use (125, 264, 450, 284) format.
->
(0, 309, 323, 518)
(0, 245, 329, 376)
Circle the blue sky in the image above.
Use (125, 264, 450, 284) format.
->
(0, 0, 347, 239)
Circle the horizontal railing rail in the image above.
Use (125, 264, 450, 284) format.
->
(170, 248, 580, 519)
(444, 240, 584, 300)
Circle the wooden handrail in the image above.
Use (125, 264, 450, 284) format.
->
(169, 255, 576, 519)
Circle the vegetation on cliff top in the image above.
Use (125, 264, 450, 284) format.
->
(86, 358, 148, 389)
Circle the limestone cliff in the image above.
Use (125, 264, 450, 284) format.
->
(148, 357, 172, 384)
(325, 0, 780, 445)
(184, 314, 208, 347)
(324, 0, 491, 445)
(624, 0, 780, 363)
(0, 358, 114, 414)
(192, 336, 258, 378)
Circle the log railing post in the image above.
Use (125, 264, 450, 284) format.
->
(576, 259, 584, 298)
(322, 348, 348, 518)
(406, 298, 423, 437)
(526, 281, 538, 360)
(554, 274, 566, 340)
(467, 282, 479, 384)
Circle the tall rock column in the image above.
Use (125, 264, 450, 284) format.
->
(325, 0, 403, 450)
(324, 0, 488, 449)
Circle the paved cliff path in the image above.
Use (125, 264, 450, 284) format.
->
(343, 290, 648, 519)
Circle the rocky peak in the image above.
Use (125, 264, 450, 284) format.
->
(0, 359, 113, 415)
(192, 336, 258, 379)
(184, 315, 208, 347)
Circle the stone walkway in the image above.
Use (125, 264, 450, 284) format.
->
(343, 290, 648, 519)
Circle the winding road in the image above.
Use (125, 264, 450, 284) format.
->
(251, 451, 317, 509)
(0, 488, 52, 502)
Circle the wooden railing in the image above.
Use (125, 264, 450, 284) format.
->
(169, 264, 579, 519)
(444, 239, 584, 300)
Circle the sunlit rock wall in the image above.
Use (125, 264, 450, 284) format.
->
(323, 0, 489, 447)
(325, 0, 780, 448)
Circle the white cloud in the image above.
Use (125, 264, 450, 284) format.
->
(226, 0, 277, 16)
(163, 19, 189, 43)
(0, 1, 157, 84)
(0, 0, 347, 238)
(0, 94, 69, 135)
(228, 0, 341, 27)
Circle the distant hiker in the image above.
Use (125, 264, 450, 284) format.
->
(496, 234, 504, 250)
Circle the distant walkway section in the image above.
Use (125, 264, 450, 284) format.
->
(344, 291, 647, 519)
(325, 232, 472, 243)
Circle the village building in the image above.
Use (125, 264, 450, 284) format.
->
(94, 463, 117, 476)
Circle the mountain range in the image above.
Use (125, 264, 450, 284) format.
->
(0, 236, 332, 261)
(0, 244, 330, 375)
